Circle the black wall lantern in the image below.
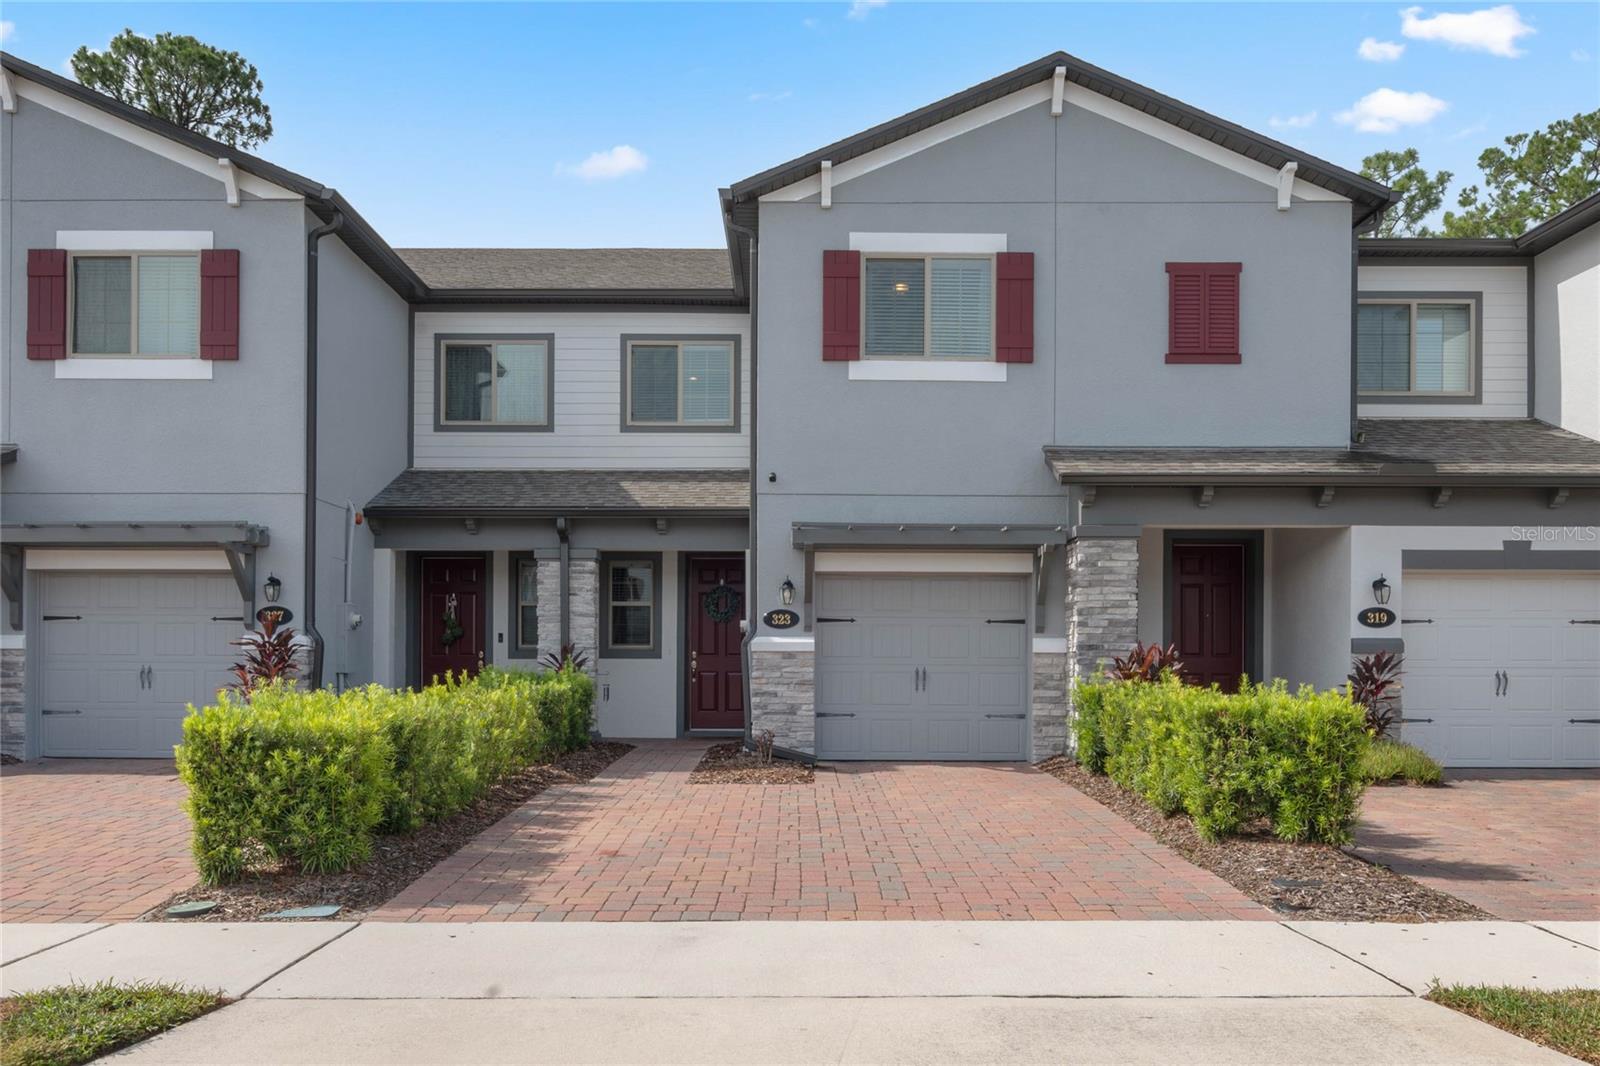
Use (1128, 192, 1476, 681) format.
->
(263, 573, 283, 604)
(1371, 575, 1391, 605)
(779, 577, 795, 606)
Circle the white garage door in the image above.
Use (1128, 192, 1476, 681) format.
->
(37, 571, 241, 758)
(1400, 571, 1600, 767)
(814, 573, 1030, 761)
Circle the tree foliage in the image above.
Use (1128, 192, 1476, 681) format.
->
(1361, 149, 1452, 238)
(71, 30, 273, 148)
(1443, 110, 1600, 237)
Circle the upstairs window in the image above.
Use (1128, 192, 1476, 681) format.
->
(439, 337, 552, 427)
(624, 338, 737, 429)
(70, 253, 199, 357)
(863, 255, 993, 359)
(1358, 300, 1474, 397)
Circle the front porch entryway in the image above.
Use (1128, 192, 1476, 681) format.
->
(685, 554, 744, 731)
(1169, 541, 1247, 691)
(418, 555, 488, 685)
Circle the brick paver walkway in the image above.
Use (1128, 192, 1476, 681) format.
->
(0, 760, 196, 922)
(1354, 770, 1600, 920)
(373, 741, 1266, 922)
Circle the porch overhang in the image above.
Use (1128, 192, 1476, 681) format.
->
(0, 521, 270, 629)
(363, 468, 750, 524)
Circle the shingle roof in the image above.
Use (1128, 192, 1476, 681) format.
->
(1359, 191, 1600, 260)
(1044, 419, 1600, 485)
(365, 469, 750, 515)
(397, 248, 734, 292)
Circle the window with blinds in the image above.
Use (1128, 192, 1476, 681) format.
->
(863, 255, 994, 359)
(1357, 299, 1473, 396)
(625, 339, 736, 428)
(440, 338, 552, 426)
(70, 252, 198, 356)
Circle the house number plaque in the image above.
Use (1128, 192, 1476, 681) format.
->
(1357, 607, 1396, 629)
(256, 605, 295, 627)
(763, 609, 800, 630)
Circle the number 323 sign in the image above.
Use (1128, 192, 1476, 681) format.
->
(763, 609, 800, 630)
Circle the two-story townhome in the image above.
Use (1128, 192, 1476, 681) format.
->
(3, 50, 1596, 769)
(728, 54, 1599, 769)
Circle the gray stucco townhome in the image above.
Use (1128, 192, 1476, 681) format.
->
(3, 51, 1597, 769)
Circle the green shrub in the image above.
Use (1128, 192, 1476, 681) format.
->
(1360, 738, 1443, 786)
(1070, 676, 1370, 844)
(177, 667, 596, 883)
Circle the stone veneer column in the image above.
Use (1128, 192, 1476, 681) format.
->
(567, 555, 600, 667)
(1065, 534, 1140, 751)
(1030, 649, 1069, 759)
(533, 553, 564, 664)
(749, 647, 814, 755)
(1, 645, 23, 759)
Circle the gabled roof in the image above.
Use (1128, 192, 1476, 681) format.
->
(1044, 419, 1600, 487)
(1, 51, 427, 301)
(365, 468, 750, 516)
(1359, 192, 1600, 260)
(727, 50, 1396, 230)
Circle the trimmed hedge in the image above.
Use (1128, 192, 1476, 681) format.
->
(1072, 676, 1369, 844)
(176, 667, 594, 884)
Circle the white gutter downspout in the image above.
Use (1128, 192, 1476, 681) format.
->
(1276, 161, 1299, 212)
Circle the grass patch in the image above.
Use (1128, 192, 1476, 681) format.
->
(1360, 738, 1443, 786)
(0, 981, 223, 1066)
(1427, 984, 1600, 1064)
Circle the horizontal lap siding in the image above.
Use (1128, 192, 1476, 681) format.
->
(1357, 264, 1528, 419)
(413, 311, 751, 469)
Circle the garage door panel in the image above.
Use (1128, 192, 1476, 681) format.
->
(42, 665, 92, 705)
(39, 620, 92, 657)
(94, 667, 140, 704)
(816, 572, 1028, 761)
(42, 573, 94, 610)
(1401, 572, 1599, 767)
(97, 575, 143, 610)
(153, 622, 198, 658)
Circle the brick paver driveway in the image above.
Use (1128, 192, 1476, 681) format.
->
(374, 741, 1265, 923)
(0, 760, 195, 922)
(1354, 770, 1600, 920)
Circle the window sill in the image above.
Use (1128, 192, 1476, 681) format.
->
(847, 361, 1007, 383)
(54, 359, 213, 380)
(1165, 352, 1241, 365)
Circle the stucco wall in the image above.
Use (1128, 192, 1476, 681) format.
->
(1534, 226, 1600, 440)
(1267, 527, 1352, 691)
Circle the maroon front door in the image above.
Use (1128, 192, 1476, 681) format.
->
(1171, 543, 1246, 691)
(420, 555, 486, 685)
(686, 555, 745, 731)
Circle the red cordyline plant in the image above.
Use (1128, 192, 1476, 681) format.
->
(1348, 650, 1405, 738)
(538, 643, 591, 672)
(1104, 642, 1185, 683)
(229, 617, 302, 698)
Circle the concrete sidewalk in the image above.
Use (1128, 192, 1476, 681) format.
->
(1, 919, 1593, 1064)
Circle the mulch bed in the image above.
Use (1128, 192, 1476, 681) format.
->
(145, 741, 632, 922)
(689, 741, 814, 784)
(1037, 756, 1492, 922)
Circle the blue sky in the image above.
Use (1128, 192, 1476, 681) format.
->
(3, 2, 1596, 247)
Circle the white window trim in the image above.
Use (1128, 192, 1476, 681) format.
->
(1357, 298, 1476, 398)
(67, 250, 202, 360)
(440, 339, 553, 427)
(513, 556, 539, 653)
(623, 339, 737, 429)
(57, 231, 213, 252)
(605, 558, 656, 651)
(849, 232, 1008, 254)
(847, 361, 1007, 383)
(860, 252, 997, 362)
(53, 359, 213, 381)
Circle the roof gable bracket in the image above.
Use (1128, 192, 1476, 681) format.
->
(1277, 162, 1298, 212)
(1050, 66, 1066, 117)
(216, 157, 240, 207)
(820, 160, 832, 209)
(0, 67, 16, 114)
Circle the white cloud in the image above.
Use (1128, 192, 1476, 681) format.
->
(1335, 88, 1449, 133)
(847, 0, 888, 21)
(802, 17, 820, 29)
(1400, 5, 1534, 58)
(1574, 48, 1592, 62)
(748, 90, 794, 103)
(1269, 111, 1318, 130)
(1446, 119, 1489, 141)
(557, 145, 648, 181)
(0, 20, 15, 44)
(1358, 37, 1406, 62)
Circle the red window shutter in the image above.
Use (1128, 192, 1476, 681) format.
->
(1165, 262, 1240, 364)
(199, 249, 240, 361)
(26, 250, 67, 361)
(995, 252, 1034, 363)
(821, 250, 860, 361)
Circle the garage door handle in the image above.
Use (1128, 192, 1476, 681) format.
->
(985, 713, 1026, 719)
(985, 618, 1027, 625)
(816, 617, 856, 624)
(1569, 719, 1600, 725)
(816, 712, 855, 718)
(42, 614, 82, 621)
(1400, 717, 1433, 723)
(1401, 618, 1433, 625)
(41, 708, 82, 716)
